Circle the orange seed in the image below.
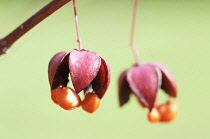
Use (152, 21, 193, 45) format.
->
(53, 87, 81, 110)
(157, 100, 178, 122)
(82, 93, 100, 113)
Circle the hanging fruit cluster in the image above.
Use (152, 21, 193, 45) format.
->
(48, 50, 110, 113)
(118, 0, 178, 123)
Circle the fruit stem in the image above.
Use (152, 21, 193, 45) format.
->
(130, 0, 141, 65)
(72, 0, 83, 50)
(0, 0, 71, 56)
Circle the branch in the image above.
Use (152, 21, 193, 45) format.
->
(0, 0, 71, 55)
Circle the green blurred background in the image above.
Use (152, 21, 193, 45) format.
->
(0, 0, 210, 138)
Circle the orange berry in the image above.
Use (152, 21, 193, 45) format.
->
(147, 107, 160, 123)
(82, 93, 100, 113)
(55, 87, 81, 110)
(157, 100, 178, 122)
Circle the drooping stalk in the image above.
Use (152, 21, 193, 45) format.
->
(72, 0, 83, 50)
(130, 0, 140, 65)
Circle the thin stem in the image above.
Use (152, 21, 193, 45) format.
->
(130, 0, 140, 64)
(0, 0, 71, 56)
(72, 0, 83, 50)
